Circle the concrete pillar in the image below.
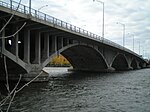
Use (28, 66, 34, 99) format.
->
(61, 37, 63, 48)
(67, 38, 69, 45)
(23, 29, 30, 64)
(33, 32, 41, 64)
(2, 28, 5, 51)
(11, 26, 18, 57)
(136, 61, 141, 69)
(42, 33, 49, 60)
(51, 36, 57, 54)
(55, 36, 60, 56)
(55, 36, 57, 52)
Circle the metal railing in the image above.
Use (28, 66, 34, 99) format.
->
(0, 0, 142, 59)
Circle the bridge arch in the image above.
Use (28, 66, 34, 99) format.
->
(111, 53, 129, 71)
(131, 59, 138, 69)
(43, 44, 109, 72)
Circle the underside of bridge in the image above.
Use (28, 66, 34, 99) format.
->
(0, 56, 27, 79)
(61, 45, 108, 72)
(131, 59, 138, 69)
(112, 54, 129, 71)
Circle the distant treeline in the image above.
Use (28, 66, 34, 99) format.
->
(47, 55, 71, 67)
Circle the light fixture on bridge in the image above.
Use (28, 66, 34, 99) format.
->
(38, 5, 48, 12)
(127, 33, 134, 52)
(116, 22, 125, 47)
(93, 0, 105, 38)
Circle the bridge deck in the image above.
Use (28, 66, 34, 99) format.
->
(0, 0, 145, 62)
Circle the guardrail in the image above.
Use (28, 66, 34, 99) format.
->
(0, 0, 142, 59)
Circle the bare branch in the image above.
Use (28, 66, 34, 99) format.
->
(0, 108, 3, 112)
(0, 22, 26, 39)
(0, 0, 22, 33)
(0, 75, 22, 107)
(3, 56, 10, 94)
(16, 71, 43, 93)
(0, 71, 43, 110)
(6, 91, 16, 112)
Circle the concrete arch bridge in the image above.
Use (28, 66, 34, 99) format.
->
(0, 1, 147, 81)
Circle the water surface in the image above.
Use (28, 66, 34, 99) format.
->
(2, 67, 150, 112)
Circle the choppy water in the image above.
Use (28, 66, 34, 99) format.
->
(1, 68, 150, 112)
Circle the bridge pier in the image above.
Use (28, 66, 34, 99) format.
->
(23, 29, 30, 64)
(22, 70, 49, 82)
(69, 66, 115, 73)
(33, 32, 41, 64)
(0, 72, 49, 82)
(41, 33, 49, 62)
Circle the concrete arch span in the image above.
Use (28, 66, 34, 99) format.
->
(61, 45, 109, 72)
(0, 51, 28, 80)
(0, 56, 27, 74)
(43, 44, 109, 72)
(0, 49, 30, 73)
(111, 54, 129, 71)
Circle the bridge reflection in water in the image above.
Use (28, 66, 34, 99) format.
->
(0, 1, 148, 81)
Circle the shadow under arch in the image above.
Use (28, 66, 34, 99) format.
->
(139, 62, 144, 68)
(131, 59, 138, 69)
(61, 45, 108, 72)
(43, 44, 109, 72)
(111, 53, 129, 71)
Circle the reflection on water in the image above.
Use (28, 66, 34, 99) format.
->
(1, 67, 150, 112)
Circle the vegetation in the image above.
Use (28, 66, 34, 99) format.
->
(48, 54, 71, 67)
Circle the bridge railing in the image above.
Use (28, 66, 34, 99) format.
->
(0, 0, 141, 59)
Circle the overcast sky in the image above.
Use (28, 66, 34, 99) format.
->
(5, 0, 150, 58)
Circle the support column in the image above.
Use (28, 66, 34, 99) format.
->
(55, 36, 59, 56)
(2, 28, 5, 52)
(11, 26, 18, 57)
(23, 29, 30, 64)
(33, 31, 41, 64)
(61, 37, 63, 48)
(42, 33, 49, 60)
(67, 38, 69, 45)
(55, 36, 57, 53)
(51, 36, 57, 54)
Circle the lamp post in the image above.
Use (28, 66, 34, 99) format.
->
(139, 41, 140, 55)
(29, 0, 31, 15)
(93, 0, 104, 38)
(116, 22, 125, 47)
(128, 33, 134, 52)
(38, 5, 48, 12)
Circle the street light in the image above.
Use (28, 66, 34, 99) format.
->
(29, 0, 31, 15)
(139, 41, 140, 55)
(116, 22, 125, 47)
(93, 0, 104, 38)
(38, 5, 48, 12)
(128, 33, 134, 52)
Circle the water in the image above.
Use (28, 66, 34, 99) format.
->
(1, 68, 150, 112)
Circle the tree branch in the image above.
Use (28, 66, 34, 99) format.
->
(0, 22, 26, 39)
(0, 0, 22, 34)
(3, 56, 10, 94)
(16, 71, 43, 93)
(0, 74, 22, 107)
